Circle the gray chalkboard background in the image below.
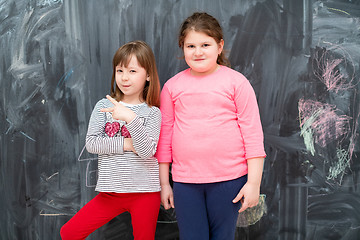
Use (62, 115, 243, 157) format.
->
(1, 0, 360, 239)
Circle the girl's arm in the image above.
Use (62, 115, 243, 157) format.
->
(156, 84, 175, 209)
(125, 108, 161, 159)
(159, 163, 174, 209)
(232, 77, 266, 212)
(232, 157, 264, 212)
(85, 99, 125, 154)
(101, 95, 161, 159)
(155, 84, 174, 162)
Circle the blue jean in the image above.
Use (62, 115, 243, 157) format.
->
(173, 175, 247, 240)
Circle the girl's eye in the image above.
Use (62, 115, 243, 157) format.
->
(130, 70, 136, 73)
(116, 69, 123, 73)
(187, 45, 195, 48)
(203, 44, 210, 47)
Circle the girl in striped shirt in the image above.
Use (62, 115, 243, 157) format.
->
(61, 40, 161, 240)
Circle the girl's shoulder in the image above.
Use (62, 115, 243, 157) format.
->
(142, 103, 160, 111)
(221, 66, 250, 86)
(164, 68, 191, 86)
(221, 66, 246, 79)
(135, 103, 161, 120)
(137, 102, 161, 114)
(147, 105, 161, 116)
(94, 97, 112, 108)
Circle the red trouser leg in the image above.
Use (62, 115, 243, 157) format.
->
(60, 192, 160, 240)
(60, 192, 127, 240)
(129, 192, 160, 240)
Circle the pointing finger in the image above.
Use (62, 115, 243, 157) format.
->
(106, 95, 118, 105)
(100, 107, 114, 113)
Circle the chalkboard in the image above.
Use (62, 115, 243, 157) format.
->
(1, 0, 359, 239)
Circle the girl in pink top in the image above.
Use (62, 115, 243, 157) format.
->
(156, 12, 266, 239)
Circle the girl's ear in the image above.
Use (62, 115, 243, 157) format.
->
(146, 75, 150, 81)
(218, 39, 224, 55)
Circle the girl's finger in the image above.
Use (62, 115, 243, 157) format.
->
(170, 196, 175, 208)
(100, 107, 114, 112)
(106, 95, 118, 105)
(232, 191, 244, 203)
(238, 201, 249, 213)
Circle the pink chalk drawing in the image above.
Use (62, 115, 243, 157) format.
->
(304, 42, 360, 183)
(321, 58, 346, 91)
(298, 98, 358, 183)
(298, 98, 351, 150)
(312, 44, 357, 93)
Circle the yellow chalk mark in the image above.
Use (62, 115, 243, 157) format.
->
(40, 213, 69, 216)
(46, 172, 59, 181)
(39, 209, 70, 216)
(328, 7, 350, 16)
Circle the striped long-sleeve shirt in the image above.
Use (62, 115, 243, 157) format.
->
(86, 98, 161, 193)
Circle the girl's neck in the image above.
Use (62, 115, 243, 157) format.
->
(190, 64, 221, 77)
(120, 96, 144, 105)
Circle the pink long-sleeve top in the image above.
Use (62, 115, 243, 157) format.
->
(156, 66, 266, 183)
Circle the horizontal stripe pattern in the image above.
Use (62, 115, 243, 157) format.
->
(86, 98, 161, 193)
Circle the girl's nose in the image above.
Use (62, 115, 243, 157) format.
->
(122, 72, 129, 81)
(195, 47, 203, 56)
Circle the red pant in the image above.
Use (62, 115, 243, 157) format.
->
(60, 192, 160, 240)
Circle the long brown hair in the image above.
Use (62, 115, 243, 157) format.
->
(110, 40, 160, 107)
(178, 12, 230, 67)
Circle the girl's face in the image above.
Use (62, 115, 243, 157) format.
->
(183, 30, 224, 76)
(115, 55, 149, 104)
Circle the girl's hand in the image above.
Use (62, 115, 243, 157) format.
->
(100, 95, 136, 123)
(161, 184, 175, 210)
(124, 138, 136, 153)
(232, 182, 260, 213)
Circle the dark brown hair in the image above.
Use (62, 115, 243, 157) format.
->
(178, 12, 230, 67)
(110, 40, 160, 107)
